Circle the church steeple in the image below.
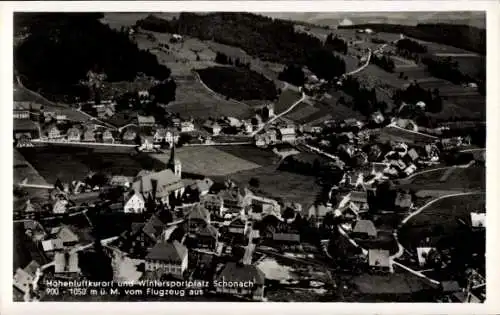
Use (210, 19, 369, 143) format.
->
(167, 140, 181, 178)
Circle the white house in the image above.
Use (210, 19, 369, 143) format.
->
(180, 121, 195, 133)
(278, 127, 296, 143)
(470, 212, 486, 228)
(124, 192, 146, 214)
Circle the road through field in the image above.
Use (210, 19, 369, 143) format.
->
(390, 191, 485, 261)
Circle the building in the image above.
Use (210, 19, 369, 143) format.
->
(122, 128, 138, 144)
(165, 129, 180, 146)
(395, 192, 413, 210)
(194, 224, 219, 251)
(204, 120, 222, 136)
(227, 218, 248, 235)
(190, 178, 214, 196)
(110, 175, 134, 188)
(416, 247, 435, 267)
(66, 127, 82, 142)
(133, 147, 183, 204)
(145, 240, 188, 278)
(137, 115, 156, 127)
(102, 129, 115, 143)
(140, 136, 155, 151)
(214, 262, 265, 301)
(13, 263, 38, 295)
(83, 128, 96, 142)
(349, 191, 369, 211)
(368, 249, 391, 272)
(54, 251, 80, 275)
(278, 127, 296, 143)
(186, 203, 211, 233)
(305, 203, 332, 227)
(50, 225, 80, 246)
(124, 192, 146, 214)
(470, 212, 486, 228)
(218, 189, 247, 216)
(180, 121, 195, 133)
(201, 194, 224, 217)
(41, 238, 64, 252)
(13, 108, 31, 120)
(272, 232, 300, 243)
(52, 199, 68, 214)
(352, 219, 377, 238)
(47, 125, 61, 139)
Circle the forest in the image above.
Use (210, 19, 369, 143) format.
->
(136, 12, 346, 80)
(14, 13, 174, 103)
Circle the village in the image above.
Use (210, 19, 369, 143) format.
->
(13, 11, 486, 303)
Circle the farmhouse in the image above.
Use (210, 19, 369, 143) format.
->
(66, 127, 82, 142)
(180, 121, 195, 133)
(54, 252, 80, 275)
(204, 120, 222, 136)
(278, 127, 296, 143)
(145, 240, 188, 278)
(124, 191, 146, 214)
(138, 115, 156, 127)
(368, 249, 391, 272)
(215, 262, 265, 301)
(352, 219, 377, 238)
(47, 125, 61, 139)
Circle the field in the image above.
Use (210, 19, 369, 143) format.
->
(18, 146, 165, 184)
(352, 272, 432, 295)
(398, 192, 485, 250)
(215, 145, 278, 166)
(165, 74, 253, 119)
(223, 165, 323, 206)
(374, 126, 437, 144)
(14, 149, 49, 186)
(150, 146, 263, 177)
(274, 89, 303, 113)
(401, 166, 486, 193)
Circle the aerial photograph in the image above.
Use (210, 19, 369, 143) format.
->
(12, 11, 486, 302)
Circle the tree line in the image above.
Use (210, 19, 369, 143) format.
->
(325, 34, 348, 55)
(392, 82, 443, 113)
(14, 13, 174, 103)
(371, 54, 396, 72)
(338, 76, 388, 116)
(214, 52, 251, 69)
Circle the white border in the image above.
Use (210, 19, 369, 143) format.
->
(1, 2, 499, 315)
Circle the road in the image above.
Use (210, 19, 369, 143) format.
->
(250, 91, 307, 136)
(390, 191, 485, 261)
(31, 138, 137, 147)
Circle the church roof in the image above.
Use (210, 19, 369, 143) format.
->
(132, 169, 184, 199)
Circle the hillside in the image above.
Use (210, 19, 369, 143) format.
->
(136, 12, 346, 80)
(14, 13, 173, 103)
(338, 23, 485, 55)
(196, 66, 278, 101)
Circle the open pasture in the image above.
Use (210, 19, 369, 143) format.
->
(401, 166, 485, 193)
(166, 74, 253, 119)
(225, 165, 323, 206)
(150, 146, 261, 177)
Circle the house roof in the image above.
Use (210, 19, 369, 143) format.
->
(13, 268, 33, 294)
(193, 178, 214, 193)
(229, 217, 246, 227)
(407, 148, 419, 161)
(470, 212, 486, 228)
(216, 262, 265, 285)
(350, 191, 368, 203)
(56, 226, 79, 244)
(142, 214, 166, 240)
(353, 220, 377, 237)
(273, 232, 300, 242)
(197, 224, 218, 238)
(41, 238, 64, 251)
(368, 249, 390, 267)
(395, 192, 412, 209)
(416, 247, 434, 266)
(137, 115, 155, 125)
(125, 192, 145, 205)
(54, 252, 80, 273)
(187, 203, 211, 222)
(146, 240, 188, 263)
(67, 127, 81, 137)
(132, 169, 184, 199)
(24, 261, 41, 276)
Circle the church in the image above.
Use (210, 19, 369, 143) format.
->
(132, 143, 185, 206)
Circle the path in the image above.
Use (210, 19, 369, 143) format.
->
(385, 124, 438, 139)
(250, 92, 307, 136)
(390, 191, 485, 261)
(31, 138, 137, 148)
